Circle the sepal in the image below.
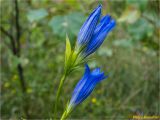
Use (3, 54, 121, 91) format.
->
(64, 36, 83, 74)
(65, 34, 72, 66)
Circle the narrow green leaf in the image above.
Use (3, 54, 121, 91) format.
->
(65, 35, 72, 65)
(71, 51, 78, 65)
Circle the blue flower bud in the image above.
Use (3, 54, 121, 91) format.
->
(68, 64, 107, 108)
(94, 15, 111, 34)
(77, 5, 102, 46)
(84, 17, 116, 56)
(76, 5, 116, 59)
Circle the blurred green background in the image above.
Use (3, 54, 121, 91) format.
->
(1, 0, 159, 119)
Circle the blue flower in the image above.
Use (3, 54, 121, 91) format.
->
(84, 16, 116, 56)
(77, 5, 102, 45)
(68, 64, 107, 108)
(77, 5, 116, 57)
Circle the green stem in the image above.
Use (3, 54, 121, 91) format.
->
(54, 72, 67, 119)
(61, 111, 68, 120)
(54, 49, 80, 119)
(61, 106, 72, 120)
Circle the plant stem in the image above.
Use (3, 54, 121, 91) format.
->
(54, 72, 67, 119)
(61, 106, 71, 120)
(61, 111, 68, 120)
(14, 0, 30, 118)
(15, 0, 21, 57)
(0, 26, 17, 54)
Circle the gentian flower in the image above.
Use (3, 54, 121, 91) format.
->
(68, 64, 107, 109)
(64, 5, 116, 77)
(78, 5, 102, 46)
(77, 4, 116, 58)
(84, 18, 116, 56)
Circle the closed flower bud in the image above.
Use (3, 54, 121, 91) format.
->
(76, 5, 116, 58)
(68, 64, 107, 109)
(77, 5, 102, 46)
(85, 18, 116, 56)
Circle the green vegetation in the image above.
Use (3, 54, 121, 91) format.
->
(1, 0, 159, 119)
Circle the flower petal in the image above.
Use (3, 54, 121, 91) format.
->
(94, 15, 111, 34)
(85, 18, 116, 56)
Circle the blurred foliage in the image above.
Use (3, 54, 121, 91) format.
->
(27, 8, 48, 22)
(0, 0, 159, 119)
(49, 12, 86, 40)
